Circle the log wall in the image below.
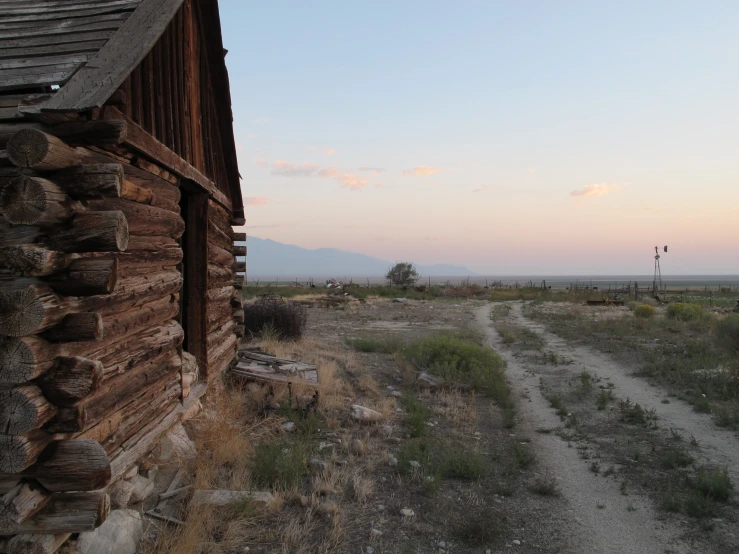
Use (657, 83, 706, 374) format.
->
(0, 120, 242, 540)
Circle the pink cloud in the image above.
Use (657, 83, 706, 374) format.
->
(310, 146, 336, 156)
(570, 183, 622, 198)
(402, 166, 441, 177)
(254, 157, 269, 168)
(271, 160, 367, 190)
(245, 196, 269, 206)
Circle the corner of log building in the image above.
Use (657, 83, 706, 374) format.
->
(0, 0, 246, 547)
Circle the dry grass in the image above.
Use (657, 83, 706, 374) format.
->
(351, 473, 375, 503)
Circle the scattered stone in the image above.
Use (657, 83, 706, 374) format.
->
(123, 465, 138, 480)
(109, 479, 135, 509)
(317, 501, 339, 515)
(417, 372, 444, 388)
(387, 385, 395, 391)
(365, 547, 375, 554)
(395, 377, 403, 382)
(409, 461, 421, 469)
(350, 405, 383, 423)
(387, 437, 401, 444)
(336, 459, 349, 467)
(392, 391, 401, 397)
(74, 509, 143, 554)
(158, 423, 197, 465)
(393, 298, 407, 303)
(318, 441, 335, 451)
(309, 458, 328, 472)
(513, 540, 521, 546)
(388, 456, 398, 467)
(400, 508, 415, 517)
(189, 490, 274, 508)
(129, 475, 155, 504)
(395, 407, 403, 413)
(371, 528, 382, 537)
(281, 422, 296, 433)
(377, 504, 385, 511)
(298, 495, 311, 508)
(438, 541, 446, 549)
(351, 438, 366, 455)
(379, 425, 393, 438)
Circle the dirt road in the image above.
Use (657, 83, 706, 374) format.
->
(476, 302, 738, 554)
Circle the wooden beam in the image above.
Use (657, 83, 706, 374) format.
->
(100, 107, 232, 209)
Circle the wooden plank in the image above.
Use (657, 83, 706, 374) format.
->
(0, 13, 129, 40)
(0, 67, 79, 91)
(0, 2, 138, 23)
(99, 107, 232, 209)
(0, 30, 116, 50)
(38, 0, 185, 112)
(0, 40, 107, 61)
(230, 368, 319, 388)
(0, 53, 93, 71)
(187, 0, 203, 172)
(0, 1, 138, 16)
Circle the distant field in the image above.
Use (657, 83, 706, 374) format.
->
(245, 274, 739, 291)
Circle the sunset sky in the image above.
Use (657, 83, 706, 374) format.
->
(220, 1, 739, 275)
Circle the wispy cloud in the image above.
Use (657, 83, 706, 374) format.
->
(245, 196, 269, 206)
(373, 183, 385, 189)
(254, 157, 269, 168)
(402, 165, 442, 177)
(472, 185, 487, 193)
(270, 160, 367, 191)
(570, 183, 622, 198)
(310, 146, 336, 156)
(359, 167, 386, 173)
(527, 168, 536, 173)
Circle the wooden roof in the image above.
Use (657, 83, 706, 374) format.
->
(0, 0, 144, 93)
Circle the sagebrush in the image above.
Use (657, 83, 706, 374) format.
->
(243, 298, 307, 340)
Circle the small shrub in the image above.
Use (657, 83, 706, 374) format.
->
(397, 438, 431, 474)
(452, 508, 501, 545)
(546, 394, 568, 417)
(684, 491, 717, 519)
(660, 489, 681, 512)
(514, 443, 536, 469)
(666, 302, 704, 322)
(244, 298, 307, 340)
(502, 406, 516, 429)
(713, 405, 739, 428)
(438, 448, 489, 480)
(692, 395, 711, 413)
(345, 336, 402, 353)
(404, 334, 509, 403)
(715, 314, 739, 354)
(633, 304, 657, 319)
(618, 398, 657, 426)
(402, 395, 432, 438)
(660, 448, 693, 470)
(596, 389, 614, 410)
(690, 467, 733, 503)
(529, 474, 560, 496)
(251, 440, 307, 488)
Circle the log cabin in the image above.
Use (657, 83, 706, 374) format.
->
(0, 0, 246, 547)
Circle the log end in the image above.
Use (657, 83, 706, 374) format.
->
(0, 287, 49, 337)
(6, 129, 49, 169)
(0, 176, 47, 225)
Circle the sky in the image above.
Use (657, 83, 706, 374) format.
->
(219, 1, 739, 275)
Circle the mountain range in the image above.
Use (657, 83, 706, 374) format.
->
(237, 237, 473, 277)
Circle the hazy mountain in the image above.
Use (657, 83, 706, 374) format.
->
(238, 237, 473, 277)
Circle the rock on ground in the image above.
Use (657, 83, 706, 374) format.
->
(73, 509, 143, 554)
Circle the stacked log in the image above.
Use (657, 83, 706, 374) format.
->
(0, 112, 242, 542)
(0, 129, 190, 538)
(205, 199, 239, 379)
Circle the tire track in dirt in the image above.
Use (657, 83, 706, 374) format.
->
(475, 303, 708, 554)
(508, 301, 739, 486)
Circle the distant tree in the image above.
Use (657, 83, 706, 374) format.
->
(385, 262, 420, 286)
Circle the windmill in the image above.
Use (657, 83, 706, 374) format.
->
(653, 245, 667, 296)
